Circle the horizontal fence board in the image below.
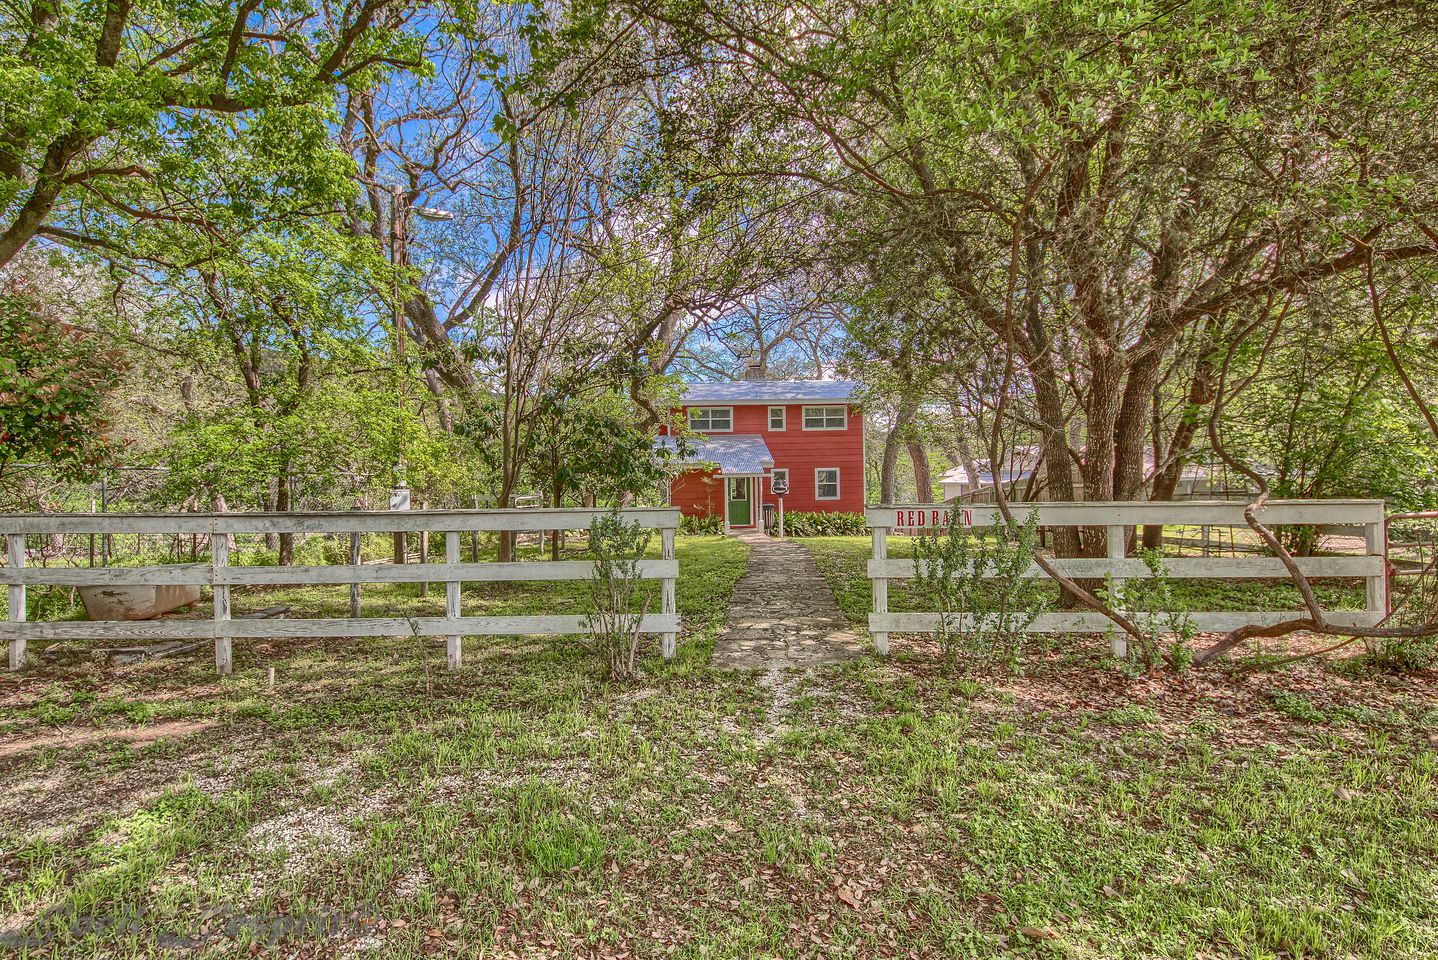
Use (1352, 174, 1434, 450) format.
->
(870, 609, 1383, 635)
(0, 560, 680, 587)
(867, 500, 1386, 529)
(0, 614, 679, 642)
(868, 555, 1381, 581)
(0, 564, 213, 586)
(218, 559, 677, 586)
(0, 508, 680, 537)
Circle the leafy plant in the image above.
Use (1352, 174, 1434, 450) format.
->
(585, 510, 653, 680)
(1271, 692, 1327, 724)
(781, 511, 868, 537)
(679, 514, 723, 536)
(913, 510, 1044, 673)
(0, 279, 125, 486)
(1111, 549, 1198, 671)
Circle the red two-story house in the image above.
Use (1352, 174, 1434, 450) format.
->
(657, 380, 865, 532)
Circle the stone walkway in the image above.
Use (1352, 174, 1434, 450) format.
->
(711, 532, 868, 670)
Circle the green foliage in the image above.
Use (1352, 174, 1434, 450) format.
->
(526, 389, 675, 507)
(782, 511, 868, 537)
(585, 510, 655, 680)
(914, 511, 1045, 673)
(143, 220, 476, 510)
(1111, 550, 1198, 672)
(1271, 692, 1328, 724)
(0, 278, 124, 483)
(679, 513, 723, 536)
(0, 1, 421, 264)
(1223, 315, 1438, 536)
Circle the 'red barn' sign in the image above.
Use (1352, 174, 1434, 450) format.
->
(892, 507, 973, 533)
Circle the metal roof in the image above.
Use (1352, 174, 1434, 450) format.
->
(655, 434, 774, 476)
(679, 380, 860, 404)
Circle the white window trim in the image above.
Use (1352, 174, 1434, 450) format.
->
(687, 406, 734, 433)
(768, 406, 787, 431)
(801, 405, 848, 431)
(769, 468, 789, 494)
(815, 467, 841, 501)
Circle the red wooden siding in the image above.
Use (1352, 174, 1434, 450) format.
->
(667, 402, 865, 517)
(670, 467, 724, 517)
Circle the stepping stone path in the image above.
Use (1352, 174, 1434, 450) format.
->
(712, 532, 868, 670)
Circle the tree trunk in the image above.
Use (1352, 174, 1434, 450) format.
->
(212, 494, 236, 552)
(1142, 349, 1218, 549)
(880, 401, 916, 503)
(907, 440, 933, 503)
(550, 478, 564, 560)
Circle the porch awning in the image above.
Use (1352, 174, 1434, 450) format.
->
(656, 434, 774, 476)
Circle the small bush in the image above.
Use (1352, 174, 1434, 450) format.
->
(782, 511, 867, 537)
(679, 513, 723, 536)
(1337, 638, 1436, 676)
(1109, 549, 1197, 671)
(585, 509, 653, 680)
(914, 510, 1045, 674)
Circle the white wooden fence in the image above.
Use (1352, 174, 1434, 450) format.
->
(867, 500, 1387, 654)
(2, 509, 680, 674)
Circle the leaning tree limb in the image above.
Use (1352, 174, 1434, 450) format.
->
(1190, 304, 1438, 665)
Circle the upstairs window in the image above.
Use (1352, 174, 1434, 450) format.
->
(687, 407, 733, 432)
(768, 406, 787, 430)
(803, 405, 847, 430)
(815, 468, 840, 500)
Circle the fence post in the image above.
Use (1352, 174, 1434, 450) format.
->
(445, 531, 462, 670)
(7, 532, 25, 671)
(419, 505, 430, 597)
(660, 525, 677, 659)
(1365, 516, 1388, 626)
(871, 522, 889, 655)
(1106, 524, 1128, 659)
(212, 526, 232, 675)
(349, 532, 361, 618)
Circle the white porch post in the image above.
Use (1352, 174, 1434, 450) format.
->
(721, 475, 731, 535)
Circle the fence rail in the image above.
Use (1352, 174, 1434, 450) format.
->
(2, 509, 680, 674)
(866, 500, 1387, 656)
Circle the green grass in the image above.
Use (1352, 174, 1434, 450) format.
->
(2, 533, 1435, 958)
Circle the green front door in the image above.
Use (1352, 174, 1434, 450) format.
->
(727, 478, 751, 526)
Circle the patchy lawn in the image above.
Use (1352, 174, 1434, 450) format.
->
(3, 534, 1437, 959)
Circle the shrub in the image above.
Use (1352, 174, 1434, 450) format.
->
(679, 513, 723, 536)
(781, 511, 867, 537)
(585, 509, 653, 680)
(914, 510, 1045, 673)
(1108, 549, 1197, 671)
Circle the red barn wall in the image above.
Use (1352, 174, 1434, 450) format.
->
(667, 403, 865, 517)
